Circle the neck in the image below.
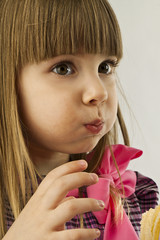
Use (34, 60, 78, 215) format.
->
(28, 143, 69, 175)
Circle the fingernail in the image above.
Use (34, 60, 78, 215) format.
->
(79, 160, 87, 168)
(97, 200, 105, 208)
(95, 229, 101, 236)
(90, 173, 98, 182)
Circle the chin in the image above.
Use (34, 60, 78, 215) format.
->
(68, 147, 94, 155)
(68, 139, 101, 155)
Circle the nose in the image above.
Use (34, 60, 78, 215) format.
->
(82, 75, 108, 106)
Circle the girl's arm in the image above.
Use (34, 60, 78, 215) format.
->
(2, 160, 103, 240)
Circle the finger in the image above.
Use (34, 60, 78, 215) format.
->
(36, 160, 88, 196)
(52, 228, 101, 240)
(43, 172, 99, 208)
(51, 198, 105, 227)
(59, 196, 75, 205)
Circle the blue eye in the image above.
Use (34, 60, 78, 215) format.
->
(98, 62, 112, 75)
(52, 63, 73, 75)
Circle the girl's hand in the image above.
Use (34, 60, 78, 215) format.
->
(3, 160, 104, 240)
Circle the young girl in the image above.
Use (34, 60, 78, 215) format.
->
(0, 0, 159, 239)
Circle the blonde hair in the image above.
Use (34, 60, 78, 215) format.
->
(0, 0, 129, 237)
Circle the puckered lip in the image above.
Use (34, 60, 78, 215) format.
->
(84, 119, 104, 126)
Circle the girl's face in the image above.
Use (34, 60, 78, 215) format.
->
(19, 54, 118, 154)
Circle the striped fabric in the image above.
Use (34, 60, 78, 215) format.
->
(5, 171, 159, 239)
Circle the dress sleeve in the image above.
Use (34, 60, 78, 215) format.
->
(134, 171, 159, 214)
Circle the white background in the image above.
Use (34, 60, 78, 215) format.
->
(109, 0, 160, 198)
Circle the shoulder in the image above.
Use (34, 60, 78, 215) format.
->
(134, 171, 159, 212)
(135, 171, 159, 197)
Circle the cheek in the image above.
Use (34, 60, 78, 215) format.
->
(105, 86, 118, 131)
(19, 91, 77, 134)
(111, 90, 118, 118)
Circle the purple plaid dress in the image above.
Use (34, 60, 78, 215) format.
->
(5, 171, 159, 239)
